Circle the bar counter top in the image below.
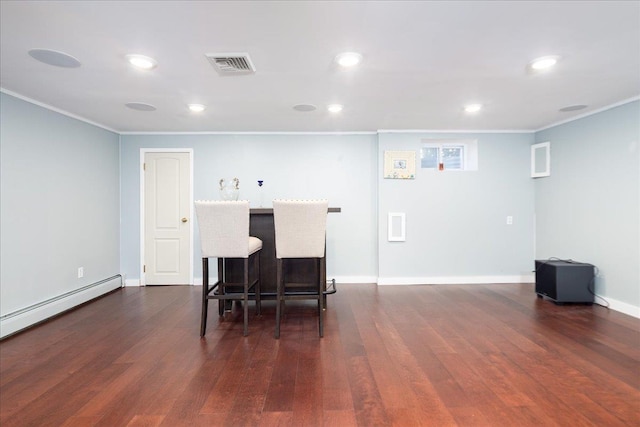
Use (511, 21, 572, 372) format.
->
(249, 207, 341, 215)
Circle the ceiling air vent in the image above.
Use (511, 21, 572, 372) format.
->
(205, 53, 256, 75)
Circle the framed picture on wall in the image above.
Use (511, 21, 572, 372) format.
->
(384, 150, 416, 179)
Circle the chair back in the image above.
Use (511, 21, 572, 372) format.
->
(195, 200, 251, 258)
(273, 199, 328, 259)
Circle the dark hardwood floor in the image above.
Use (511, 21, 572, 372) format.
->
(1, 283, 639, 426)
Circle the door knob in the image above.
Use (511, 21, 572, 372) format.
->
(181, 217, 188, 223)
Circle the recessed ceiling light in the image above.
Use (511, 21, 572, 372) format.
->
(293, 104, 317, 112)
(529, 55, 560, 71)
(125, 102, 156, 111)
(126, 54, 157, 70)
(335, 52, 362, 68)
(28, 49, 81, 68)
(464, 103, 482, 113)
(327, 104, 343, 113)
(188, 104, 206, 113)
(559, 104, 587, 112)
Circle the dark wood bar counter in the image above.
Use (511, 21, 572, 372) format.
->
(222, 207, 340, 299)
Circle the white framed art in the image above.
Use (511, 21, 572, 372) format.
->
(384, 150, 416, 179)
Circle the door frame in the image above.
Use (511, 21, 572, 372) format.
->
(139, 148, 194, 286)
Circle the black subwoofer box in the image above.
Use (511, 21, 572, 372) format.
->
(535, 260, 595, 304)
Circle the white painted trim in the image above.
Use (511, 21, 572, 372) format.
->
(188, 151, 194, 286)
(331, 276, 378, 284)
(0, 88, 119, 133)
(377, 274, 535, 285)
(140, 149, 194, 286)
(603, 297, 640, 319)
(127, 278, 194, 286)
(121, 131, 377, 135)
(535, 96, 640, 132)
(0, 277, 121, 338)
(139, 152, 145, 286)
(124, 279, 141, 287)
(377, 129, 535, 134)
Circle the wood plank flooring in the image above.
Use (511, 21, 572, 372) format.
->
(1, 283, 639, 426)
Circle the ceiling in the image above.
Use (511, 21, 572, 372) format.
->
(1, 1, 639, 133)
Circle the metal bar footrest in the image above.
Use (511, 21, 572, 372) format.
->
(323, 278, 337, 295)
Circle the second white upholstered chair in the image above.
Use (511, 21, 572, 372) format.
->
(194, 200, 262, 337)
(272, 199, 329, 338)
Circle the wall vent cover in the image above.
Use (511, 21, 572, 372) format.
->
(205, 53, 256, 75)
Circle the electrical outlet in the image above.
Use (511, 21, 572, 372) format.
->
(506, 216, 513, 225)
(77, 267, 84, 278)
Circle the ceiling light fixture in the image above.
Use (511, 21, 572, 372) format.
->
(327, 104, 343, 113)
(188, 104, 206, 113)
(529, 55, 560, 71)
(335, 52, 362, 68)
(126, 54, 157, 70)
(464, 103, 482, 113)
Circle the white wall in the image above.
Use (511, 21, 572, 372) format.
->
(119, 133, 379, 283)
(0, 93, 121, 337)
(534, 100, 640, 316)
(377, 132, 536, 284)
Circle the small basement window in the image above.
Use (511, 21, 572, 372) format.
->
(420, 139, 478, 171)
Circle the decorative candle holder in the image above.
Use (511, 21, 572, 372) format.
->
(257, 180, 264, 207)
(219, 177, 240, 200)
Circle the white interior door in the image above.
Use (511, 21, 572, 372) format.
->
(144, 152, 191, 285)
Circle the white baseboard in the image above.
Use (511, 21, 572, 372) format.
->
(604, 297, 640, 319)
(125, 278, 141, 287)
(377, 274, 535, 285)
(0, 276, 122, 339)
(331, 276, 378, 284)
(126, 279, 198, 286)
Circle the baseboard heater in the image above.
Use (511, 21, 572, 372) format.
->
(0, 274, 122, 339)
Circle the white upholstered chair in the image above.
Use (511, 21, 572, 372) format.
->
(195, 200, 262, 337)
(272, 199, 329, 338)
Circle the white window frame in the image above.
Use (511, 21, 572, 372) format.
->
(440, 145, 465, 170)
(420, 139, 478, 171)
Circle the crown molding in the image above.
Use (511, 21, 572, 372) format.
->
(1, 88, 120, 134)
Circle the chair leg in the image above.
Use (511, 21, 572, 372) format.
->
(243, 258, 249, 337)
(318, 257, 325, 338)
(255, 251, 261, 316)
(200, 258, 209, 337)
(275, 258, 283, 339)
(217, 258, 224, 316)
(322, 246, 328, 309)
